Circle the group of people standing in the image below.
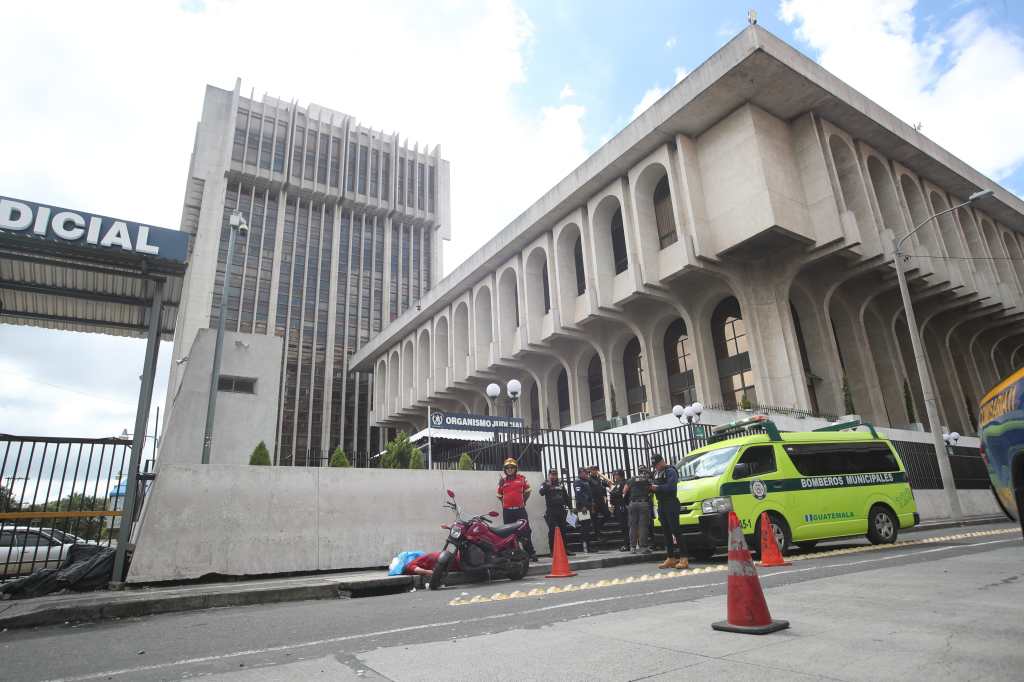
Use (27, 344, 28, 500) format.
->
(529, 456, 690, 569)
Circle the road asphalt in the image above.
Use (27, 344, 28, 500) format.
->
(1, 520, 1020, 681)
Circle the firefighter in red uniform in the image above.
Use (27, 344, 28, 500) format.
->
(497, 458, 539, 562)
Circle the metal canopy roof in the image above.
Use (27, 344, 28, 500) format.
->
(0, 196, 189, 340)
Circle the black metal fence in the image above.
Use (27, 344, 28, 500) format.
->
(890, 441, 990, 490)
(1, 436, 132, 581)
(701, 402, 841, 422)
(456, 420, 990, 503)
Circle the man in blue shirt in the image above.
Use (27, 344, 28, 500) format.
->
(650, 454, 689, 569)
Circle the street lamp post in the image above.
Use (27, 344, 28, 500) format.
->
(893, 188, 990, 522)
(202, 211, 248, 464)
(671, 401, 703, 426)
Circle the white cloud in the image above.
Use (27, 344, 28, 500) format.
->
(559, 82, 576, 99)
(665, 36, 677, 49)
(630, 86, 666, 120)
(0, 0, 590, 438)
(780, 0, 1024, 181)
(674, 67, 689, 84)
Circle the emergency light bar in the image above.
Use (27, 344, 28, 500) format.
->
(812, 419, 879, 438)
(710, 415, 781, 441)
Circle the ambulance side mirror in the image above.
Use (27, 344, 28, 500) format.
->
(732, 463, 751, 480)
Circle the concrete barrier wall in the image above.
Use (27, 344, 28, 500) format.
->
(913, 489, 1002, 521)
(128, 465, 553, 584)
(129, 461, 1005, 584)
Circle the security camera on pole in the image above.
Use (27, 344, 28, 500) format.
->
(202, 210, 248, 465)
(893, 188, 991, 521)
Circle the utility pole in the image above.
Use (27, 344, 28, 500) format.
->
(892, 188, 991, 522)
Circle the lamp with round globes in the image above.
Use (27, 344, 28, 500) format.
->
(486, 383, 501, 399)
(507, 379, 522, 400)
(672, 404, 684, 420)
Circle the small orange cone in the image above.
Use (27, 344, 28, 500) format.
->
(545, 527, 577, 578)
(712, 511, 789, 634)
(757, 512, 791, 567)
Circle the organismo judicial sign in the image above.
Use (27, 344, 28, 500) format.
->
(0, 196, 189, 263)
(430, 410, 524, 433)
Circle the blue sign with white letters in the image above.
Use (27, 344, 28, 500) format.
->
(0, 195, 189, 263)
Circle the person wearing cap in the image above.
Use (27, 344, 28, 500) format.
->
(538, 468, 574, 556)
(623, 466, 653, 554)
(497, 458, 538, 562)
(571, 466, 600, 553)
(650, 454, 689, 569)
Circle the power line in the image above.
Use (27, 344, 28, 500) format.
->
(901, 254, 1024, 262)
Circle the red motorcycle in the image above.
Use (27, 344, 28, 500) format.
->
(428, 489, 531, 590)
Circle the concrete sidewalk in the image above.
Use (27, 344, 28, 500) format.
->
(0, 549, 664, 630)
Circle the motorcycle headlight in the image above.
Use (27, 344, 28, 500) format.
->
(701, 497, 733, 514)
(449, 527, 462, 539)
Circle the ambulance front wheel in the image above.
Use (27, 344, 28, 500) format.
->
(754, 512, 791, 557)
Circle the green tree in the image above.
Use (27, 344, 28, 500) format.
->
(0, 485, 15, 512)
(740, 393, 752, 411)
(250, 441, 271, 465)
(842, 375, 856, 415)
(408, 450, 425, 469)
(28, 492, 108, 542)
(904, 379, 917, 423)
(457, 453, 474, 471)
(329, 446, 351, 467)
(381, 432, 420, 469)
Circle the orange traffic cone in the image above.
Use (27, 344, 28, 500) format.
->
(711, 511, 789, 634)
(545, 527, 577, 578)
(757, 512, 791, 567)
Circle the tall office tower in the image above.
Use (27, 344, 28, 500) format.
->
(167, 80, 450, 463)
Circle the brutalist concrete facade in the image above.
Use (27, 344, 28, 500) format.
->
(352, 26, 1024, 443)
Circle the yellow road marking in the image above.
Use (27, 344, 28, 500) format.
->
(447, 527, 1017, 606)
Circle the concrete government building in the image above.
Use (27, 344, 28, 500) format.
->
(350, 25, 1024, 445)
(164, 81, 450, 464)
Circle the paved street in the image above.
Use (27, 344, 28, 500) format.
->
(1, 522, 1021, 681)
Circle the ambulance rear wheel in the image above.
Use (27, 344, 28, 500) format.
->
(867, 505, 898, 544)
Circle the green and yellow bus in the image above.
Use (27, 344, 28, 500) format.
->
(978, 367, 1024, 539)
(661, 417, 919, 558)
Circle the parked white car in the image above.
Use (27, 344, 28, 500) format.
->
(0, 527, 96, 577)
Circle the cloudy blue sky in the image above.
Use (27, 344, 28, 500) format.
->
(1, 0, 1022, 442)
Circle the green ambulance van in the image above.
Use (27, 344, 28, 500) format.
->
(660, 416, 919, 559)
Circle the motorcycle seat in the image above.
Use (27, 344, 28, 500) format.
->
(488, 522, 523, 537)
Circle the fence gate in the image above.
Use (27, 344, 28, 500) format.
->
(1, 436, 134, 581)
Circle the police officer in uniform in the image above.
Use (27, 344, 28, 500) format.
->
(650, 454, 689, 569)
(538, 468, 574, 555)
(571, 466, 600, 553)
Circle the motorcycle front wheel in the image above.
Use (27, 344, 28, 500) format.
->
(428, 550, 453, 591)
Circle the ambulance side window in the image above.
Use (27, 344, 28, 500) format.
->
(734, 446, 776, 478)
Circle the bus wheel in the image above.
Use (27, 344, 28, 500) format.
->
(867, 505, 898, 545)
(755, 513, 791, 557)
